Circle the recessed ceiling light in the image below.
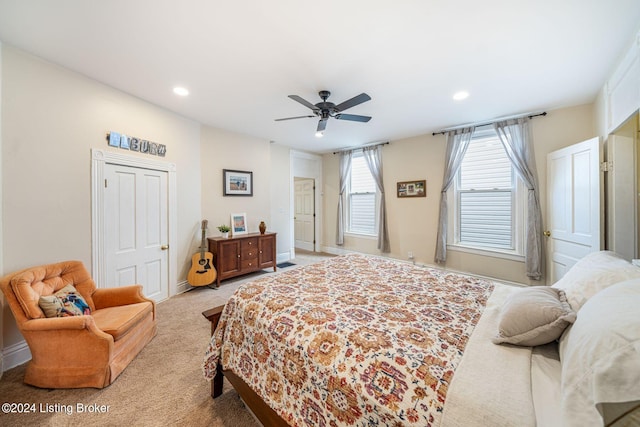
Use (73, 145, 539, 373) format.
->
(173, 87, 189, 96)
(453, 91, 469, 100)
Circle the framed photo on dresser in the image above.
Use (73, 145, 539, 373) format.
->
(230, 213, 248, 236)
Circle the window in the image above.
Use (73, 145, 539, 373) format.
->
(347, 151, 378, 235)
(451, 129, 524, 256)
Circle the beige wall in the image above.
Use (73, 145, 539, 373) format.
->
(199, 126, 273, 241)
(199, 130, 295, 263)
(1, 47, 202, 352)
(323, 104, 597, 285)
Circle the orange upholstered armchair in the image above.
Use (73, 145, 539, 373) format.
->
(0, 260, 157, 389)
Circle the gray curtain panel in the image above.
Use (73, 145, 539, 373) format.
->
(494, 118, 543, 280)
(336, 150, 352, 246)
(434, 127, 475, 264)
(362, 145, 390, 253)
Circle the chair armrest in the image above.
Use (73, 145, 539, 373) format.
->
(92, 285, 153, 310)
(21, 315, 110, 339)
(19, 316, 113, 370)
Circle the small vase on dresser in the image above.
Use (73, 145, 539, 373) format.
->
(259, 221, 266, 234)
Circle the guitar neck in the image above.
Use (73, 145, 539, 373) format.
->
(199, 220, 208, 256)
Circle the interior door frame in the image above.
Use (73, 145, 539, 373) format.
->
(290, 150, 323, 256)
(91, 149, 177, 295)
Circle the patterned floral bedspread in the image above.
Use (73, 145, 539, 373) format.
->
(203, 254, 494, 426)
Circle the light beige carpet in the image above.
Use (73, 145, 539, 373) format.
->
(0, 251, 333, 427)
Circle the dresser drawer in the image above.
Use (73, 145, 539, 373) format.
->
(241, 238, 258, 251)
(241, 247, 258, 259)
(241, 257, 258, 270)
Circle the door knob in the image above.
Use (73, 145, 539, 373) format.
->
(161, 245, 169, 250)
(543, 231, 551, 237)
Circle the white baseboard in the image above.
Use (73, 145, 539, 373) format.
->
(320, 245, 356, 256)
(176, 279, 193, 295)
(2, 340, 31, 372)
(276, 252, 290, 264)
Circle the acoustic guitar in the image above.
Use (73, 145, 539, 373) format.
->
(187, 220, 217, 286)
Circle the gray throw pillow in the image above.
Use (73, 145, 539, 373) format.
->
(493, 287, 576, 346)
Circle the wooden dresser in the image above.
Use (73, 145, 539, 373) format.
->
(207, 232, 276, 287)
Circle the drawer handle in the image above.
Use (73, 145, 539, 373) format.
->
(248, 263, 252, 266)
(248, 252, 253, 256)
(237, 255, 240, 258)
(260, 250, 263, 253)
(249, 242, 252, 245)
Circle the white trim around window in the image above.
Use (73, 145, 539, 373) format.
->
(446, 129, 526, 262)
(346, 150, 379, 237)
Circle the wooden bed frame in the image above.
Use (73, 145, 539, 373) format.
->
(202, 305, 289, 427)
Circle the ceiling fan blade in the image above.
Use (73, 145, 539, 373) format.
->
(317, 118, 328, 133)
(275, 115, 315, 121)
(334, 93, 371, 112)
(335, 113, 372, 122)
(288, 95, 320, 111)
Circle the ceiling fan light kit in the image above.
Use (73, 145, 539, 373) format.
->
(276, 90, 372, 136)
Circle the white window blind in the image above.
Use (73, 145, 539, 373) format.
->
(457, 134, 515, 250)
(348, 152, 377, 235)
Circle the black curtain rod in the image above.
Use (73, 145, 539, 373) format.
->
(431, 112, 547, 136)
(332, 141, 389, 155)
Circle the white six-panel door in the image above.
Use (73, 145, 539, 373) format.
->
(546, 137, 602, 283)
(294, 178, 315, 251)
(104, 163, 169, 301)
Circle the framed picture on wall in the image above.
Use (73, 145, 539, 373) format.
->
(223, 169, 253, 196)
(231, 212, 248, 236)
(397, 180, 426, 198)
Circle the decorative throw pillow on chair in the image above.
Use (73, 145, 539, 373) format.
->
(38, 284, 92, 317)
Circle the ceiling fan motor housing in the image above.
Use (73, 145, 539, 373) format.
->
(315, 91, 337, 117)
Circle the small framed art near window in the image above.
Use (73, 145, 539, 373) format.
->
(223, 169, 253, 196)
(397, 180, 426, 198)
(231, 212, 248, 236)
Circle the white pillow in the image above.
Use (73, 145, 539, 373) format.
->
(552, 251, 640, 311)
(558, 278, 640, 427)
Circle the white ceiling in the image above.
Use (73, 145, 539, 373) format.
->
(0, 0, 639, 153)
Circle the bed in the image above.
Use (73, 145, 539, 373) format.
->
(202, 252, 640, 427)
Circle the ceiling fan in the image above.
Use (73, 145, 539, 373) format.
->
(275, 90, 371, 136)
